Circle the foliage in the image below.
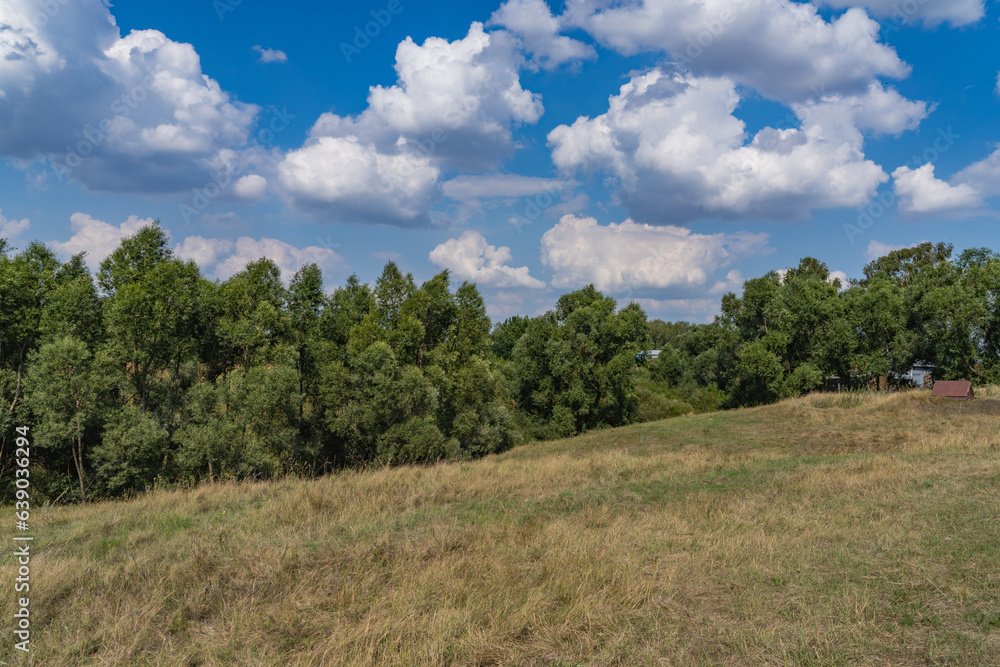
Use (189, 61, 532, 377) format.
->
(5, 221, 1000, 501)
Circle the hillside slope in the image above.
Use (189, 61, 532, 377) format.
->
(3, 390, 1000, 665)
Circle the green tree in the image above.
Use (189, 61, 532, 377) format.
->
(491, 315, 530, 361)
(28, 337, 104, 502)
(511, 286, 648, 436)
(287, 264, 325, 451)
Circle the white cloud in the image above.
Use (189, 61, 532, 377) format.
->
(0, 2, 259, 194)
(233, 174, 268, 200)
(815, 0, 984, 27)
(539, 214, 771, 292)
(565, 0, 908, 103)
(487, 0, 595, 70)
(303, 22, 542, 171)
(710, 269, 744, 295)
(0, 210, 30, 241)
(252, 45, 287, 63)
(952, 148, 1000, 199)
(828, 270, 848, 290)
(892, 164, 982, 214)
(49, 213, 157, 265)
(548, 70, 923, 222)
(175, 236, 344, 283)
(429, 230, 545, 289)
(278, 21, 545, 224)
(279, 136, 440, 226)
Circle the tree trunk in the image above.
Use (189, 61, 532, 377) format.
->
(74, 436, 87, 503)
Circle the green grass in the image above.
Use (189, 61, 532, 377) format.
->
(3, 389, 1000, 665)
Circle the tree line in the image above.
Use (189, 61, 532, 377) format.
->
(642, 242, 1000, 411)
(2, 226, 995, 503)
(0, 224, 648, 502)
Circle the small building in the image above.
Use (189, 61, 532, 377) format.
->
(930, 380, 974, 400)
(908, 362, 934, 388)
(636, 350, 661, 363)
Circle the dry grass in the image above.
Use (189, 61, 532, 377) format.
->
(3, 389, 1000, 665)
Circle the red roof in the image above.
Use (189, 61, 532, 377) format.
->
(931, 381, 974, 399)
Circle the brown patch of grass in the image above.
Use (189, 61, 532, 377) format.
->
(3, 389, 1000, 664)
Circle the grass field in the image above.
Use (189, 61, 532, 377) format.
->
(3, 389, 1000, 665)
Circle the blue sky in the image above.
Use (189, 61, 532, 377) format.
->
(1, 0, 998, 322)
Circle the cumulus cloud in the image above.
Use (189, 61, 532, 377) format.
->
(815, 0, 984, 27)
(175, 236, 344, 283)
(0, 210, 30, 242)
(828, 270, 849, 289)
(0, 0, 259, 193)
(300, 22, 541, 171)
(710, 269, 744, 295)
(539, 214, 771, 292)
(487, 0, 595, 70)
(564, 0, 908, 103)
(548, 70, 924, 223)
(233, 174, 268, 200)
(892, 163, 982, 214)
(278, 22, 545, 225)
(279, 136, 440, 226)
(252, 45, 287, 63)
(49, 213, 157, 265)
(429, 230, 545, 289)
(952, 148, 1000, 200)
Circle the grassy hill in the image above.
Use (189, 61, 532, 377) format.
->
(4, 390, 1000, 665)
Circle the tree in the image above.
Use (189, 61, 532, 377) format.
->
(97, 222, 173, 295)
(28, 336, 103, 502)
(39, 269, 103, 347)
(319, 342, 449, 465)
(103, 258, 203, 413)
(215, 258, 291, 371)
(861, 242, 953, 287)
(511, 286, 648, 436)
(491, 316, 530, 361)
(287, 264, 325, 448)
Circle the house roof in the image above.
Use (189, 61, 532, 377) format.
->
(931, 381, 974, 399)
